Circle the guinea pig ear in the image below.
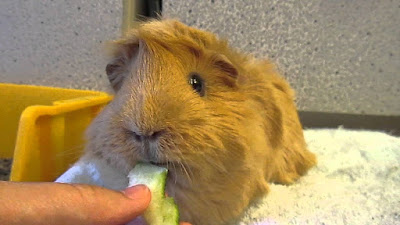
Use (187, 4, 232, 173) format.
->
(213, 54, 238, 79)
(105, 40, 139, 91)
(213, 54, 239, 87)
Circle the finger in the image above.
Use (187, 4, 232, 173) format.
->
(180, 222, 192, 225)
(0, 181, 151, 225)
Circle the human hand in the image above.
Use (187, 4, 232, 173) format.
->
(0, 181, 190, 225)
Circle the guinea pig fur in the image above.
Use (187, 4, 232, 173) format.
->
(83, 19, 317, 225)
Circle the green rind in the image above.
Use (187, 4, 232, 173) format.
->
(128, 163, 179, 225)
(164, 197, 180, 224)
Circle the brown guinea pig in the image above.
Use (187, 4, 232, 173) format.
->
(83, 19, 317, 225)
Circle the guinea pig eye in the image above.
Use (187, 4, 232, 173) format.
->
(189, 73, 205, 97)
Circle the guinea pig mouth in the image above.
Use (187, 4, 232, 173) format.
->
(149, 161, 169, 167)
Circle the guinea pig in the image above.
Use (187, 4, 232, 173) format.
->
(83, 19, 317, 225)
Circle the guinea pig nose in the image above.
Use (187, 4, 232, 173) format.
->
(131, 131, 143, 142)
(132, 130, 165, 142)
(148, 130, 165, 140)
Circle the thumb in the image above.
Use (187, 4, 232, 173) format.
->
(0, 181, 151, 225)
(65, 184, 152, 225)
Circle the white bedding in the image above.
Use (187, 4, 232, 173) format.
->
(56, 128, 400, 225)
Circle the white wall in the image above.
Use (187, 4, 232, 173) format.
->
(0, 0, 122, 92)
(164, 0, 400, 115)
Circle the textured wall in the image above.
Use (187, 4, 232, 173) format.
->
(163, 0, 400, 115)
(0, 0, 122, 92)
(1, 1, 399, 115)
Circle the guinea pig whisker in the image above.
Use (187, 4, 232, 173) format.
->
(170, 160, 178, 185)
(178, 161, 193, 185)
(185, 161, 195, 181)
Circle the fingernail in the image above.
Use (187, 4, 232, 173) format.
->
(123, 184, 150, 200)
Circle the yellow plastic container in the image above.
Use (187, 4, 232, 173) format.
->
(0, 83, 112, 182)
